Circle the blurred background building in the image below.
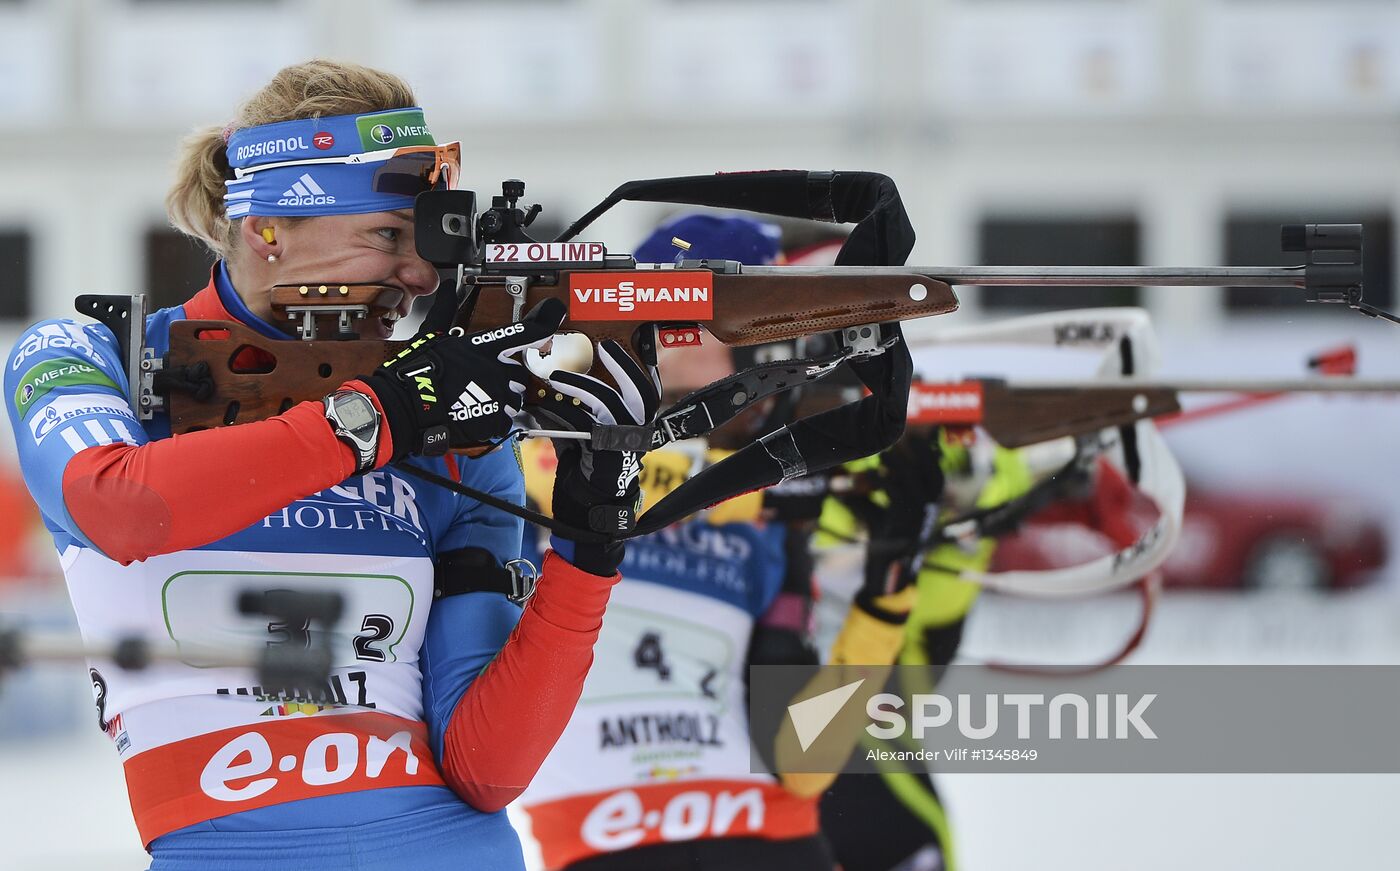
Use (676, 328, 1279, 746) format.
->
(1, 1, 1398, 869)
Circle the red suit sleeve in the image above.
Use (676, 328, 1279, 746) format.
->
(61, 381, 391, 565)
(439, 550, 618, 812)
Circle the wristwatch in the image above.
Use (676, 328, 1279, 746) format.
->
(324, 390, 382, 475)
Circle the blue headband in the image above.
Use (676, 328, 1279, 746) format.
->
(224, 108, 438, 219)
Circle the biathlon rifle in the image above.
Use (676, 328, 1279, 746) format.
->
(834, 306, 1398, 601)
(899, 309, 1400, 448)
(74, 172, 1391, 541)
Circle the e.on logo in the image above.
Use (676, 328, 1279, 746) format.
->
(199, 729, 420, 802)
(581, 787, 764, 851)
(569, 272, 714, 321)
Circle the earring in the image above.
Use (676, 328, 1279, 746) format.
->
(267, 254, 278, 263)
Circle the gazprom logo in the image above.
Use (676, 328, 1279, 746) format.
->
(33, 405, 61, 440)
(371, 125, 395, 145)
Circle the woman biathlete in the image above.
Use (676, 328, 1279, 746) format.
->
(4, 60, 655, 870)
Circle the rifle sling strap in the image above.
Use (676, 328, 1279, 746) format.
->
(646, 346, 868, 447)
(433, 546, 537, 603)
(396, 460, 615, 544)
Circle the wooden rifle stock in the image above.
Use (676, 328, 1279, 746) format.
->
(902, 379, 1181, 448)
(905, 374, 1400, 448)
(467, 269, 957, 346)
(163, 271, 958, 433)
(977, 383, 1181, 448)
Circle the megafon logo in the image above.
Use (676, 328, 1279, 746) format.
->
(906, 381, 984, 425)
(569, 272, 714, 321)
(370, 124, 395, 145)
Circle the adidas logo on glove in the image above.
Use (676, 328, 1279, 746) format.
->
(616, 450, 642, 496)
(277, 173, 337, 207)
(450, 382, 500, 421)
(471, 323, 525, 345)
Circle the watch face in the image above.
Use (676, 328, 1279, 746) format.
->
(335, 394, 377, 431)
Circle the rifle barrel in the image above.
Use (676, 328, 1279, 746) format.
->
(745, 265, 1308, 288)
(9, 630, 261, 669)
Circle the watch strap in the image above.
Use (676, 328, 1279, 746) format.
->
(341, 380, 395, 467)
(325, 386, 382, 474)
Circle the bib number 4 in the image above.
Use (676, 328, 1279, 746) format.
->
(633, 632, 671, 680)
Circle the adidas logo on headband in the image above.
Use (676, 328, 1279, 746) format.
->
(277, 173, 337, 207)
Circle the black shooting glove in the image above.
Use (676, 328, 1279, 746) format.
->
(840, 431, 946, 621)
(365, 299, 565, 460)
(533, 340, 661, 576)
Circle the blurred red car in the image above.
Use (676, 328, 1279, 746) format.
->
(990, 480, 1388, 590)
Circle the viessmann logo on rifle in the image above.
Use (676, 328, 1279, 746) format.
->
(568, 272, 714, 321)
(906, 381, 984, 425)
